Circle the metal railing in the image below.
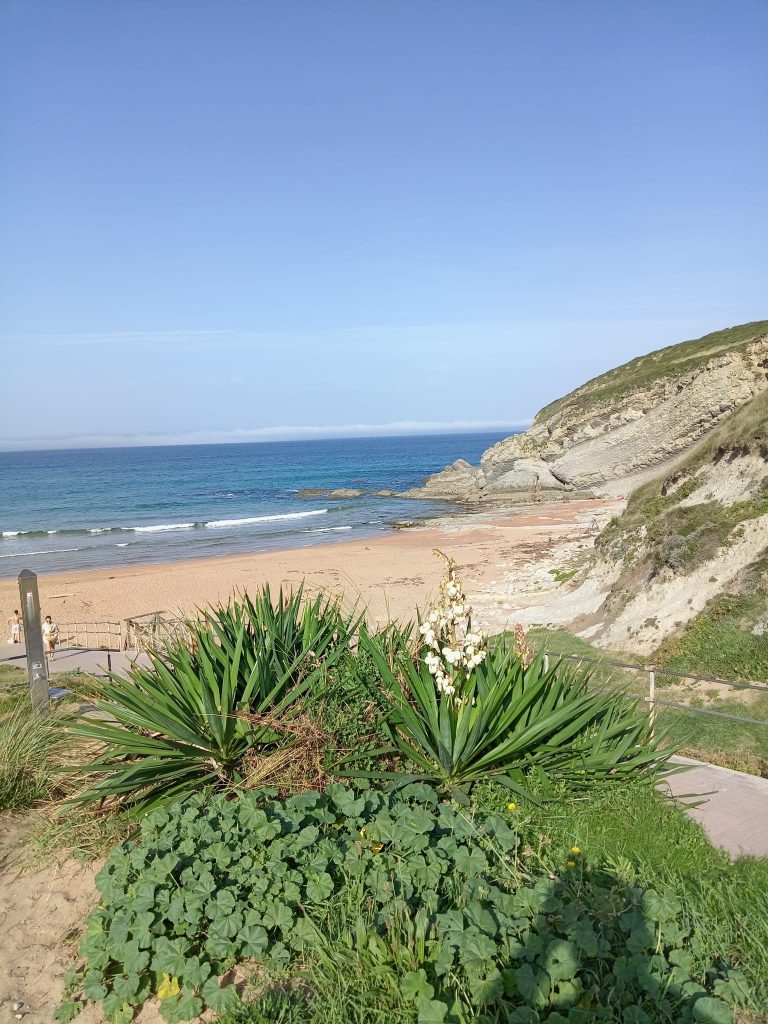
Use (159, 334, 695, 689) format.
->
(11, 613, 192, 653)
(56, 621, 122, 651)
(122, 612, 192, 653)
(539, 649, 768, 734)
(11, 620, 123, 651)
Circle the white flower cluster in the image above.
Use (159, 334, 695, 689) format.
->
(418, 554, 486, 697)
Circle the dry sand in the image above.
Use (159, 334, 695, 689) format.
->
(0, 499, 617, 635)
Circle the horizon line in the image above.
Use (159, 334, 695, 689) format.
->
(0, 419, 531, 454)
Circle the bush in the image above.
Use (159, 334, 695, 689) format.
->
(58, 786, 746, 1024)
(353, 625, 670, 800)
(67, 587, 358, 811)
(0, 696, 71, 812)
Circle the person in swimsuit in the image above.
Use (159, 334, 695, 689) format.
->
(7, 609, 21, 644)
(42, 615, 59, 658)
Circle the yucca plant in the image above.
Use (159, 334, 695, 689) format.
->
(68, 587, 358, 810)
(346, 623, 672, 802)
(197, 584, 358, 683)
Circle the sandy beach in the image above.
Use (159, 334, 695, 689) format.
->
(0, 499, 620, 635)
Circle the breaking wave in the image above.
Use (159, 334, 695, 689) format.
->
(1, 509, 329, 538)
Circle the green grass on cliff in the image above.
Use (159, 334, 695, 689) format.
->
(652, 555, 768, 684)
(526, 624, 768, 776)
(596, 387, 768, 576)
(535, 320, 768, 425)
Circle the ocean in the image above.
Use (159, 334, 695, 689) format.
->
(0, 432, 507, 577)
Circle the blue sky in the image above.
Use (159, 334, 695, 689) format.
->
(1, 0, 766, 450)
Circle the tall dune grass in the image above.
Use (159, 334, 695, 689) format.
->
(0, 698, 70, 812)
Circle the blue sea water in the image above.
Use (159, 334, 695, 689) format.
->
(0, 433, 508, 577)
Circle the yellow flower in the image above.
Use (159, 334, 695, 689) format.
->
(571, 846, 581, 855)
(507, 802, 517, 812)
(359, 827, 366, 836)
(157, 974, 181, 1000)
(566, 860, 576, 869)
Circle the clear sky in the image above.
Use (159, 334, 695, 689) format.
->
(1, 0, 766, 450)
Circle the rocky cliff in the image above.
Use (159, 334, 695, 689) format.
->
(406, 321, 768, 501)
(511, 383, 768, 656)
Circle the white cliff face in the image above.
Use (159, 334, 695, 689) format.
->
(595, 515, 768, 654)
(409, 332, 768, 501)
(548, 345, 767, 490)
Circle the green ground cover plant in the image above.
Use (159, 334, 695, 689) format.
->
(57, 784, 750, 1024)
(225, 780, 768, 1024)
(474, 779, 768, 1001)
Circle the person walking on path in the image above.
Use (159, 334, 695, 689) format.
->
(7, 609, 21, 644)
(41, 615, 59, 659)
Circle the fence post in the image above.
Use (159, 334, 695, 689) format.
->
(543, 654, 550, 672)
(18, 569, 50, 715)
(647, 665, 656, 738)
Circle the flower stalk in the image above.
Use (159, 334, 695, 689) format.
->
(418, 550, 487, 699)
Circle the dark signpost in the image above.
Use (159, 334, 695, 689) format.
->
(18, 569, 50, 714)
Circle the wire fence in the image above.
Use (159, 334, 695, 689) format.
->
(538, 649, 768, 774)
(540, 650, 768, 704)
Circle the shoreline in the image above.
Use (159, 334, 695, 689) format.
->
(0, 499, 618, 633)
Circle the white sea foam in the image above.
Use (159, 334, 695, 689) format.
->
(132, 522, 197, 533)
(0, 547, 80, 558)
(204, 510, 328, 529)
(2, 509, 331, 540)
(308, 525, 353, 533)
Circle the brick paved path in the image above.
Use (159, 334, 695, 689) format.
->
(662, 756, 768, 858)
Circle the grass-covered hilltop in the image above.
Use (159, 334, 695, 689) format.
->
(409, 320, 768, 500)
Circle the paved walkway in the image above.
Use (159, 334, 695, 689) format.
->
(3, 645, 767, 858)
(662, 756, 768, 858)
(0, 642, 147, 677)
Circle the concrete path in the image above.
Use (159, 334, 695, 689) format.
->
(3, 645, 767, 858)
(662, 756, 768, 858)
(0, 642, 147, 677)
